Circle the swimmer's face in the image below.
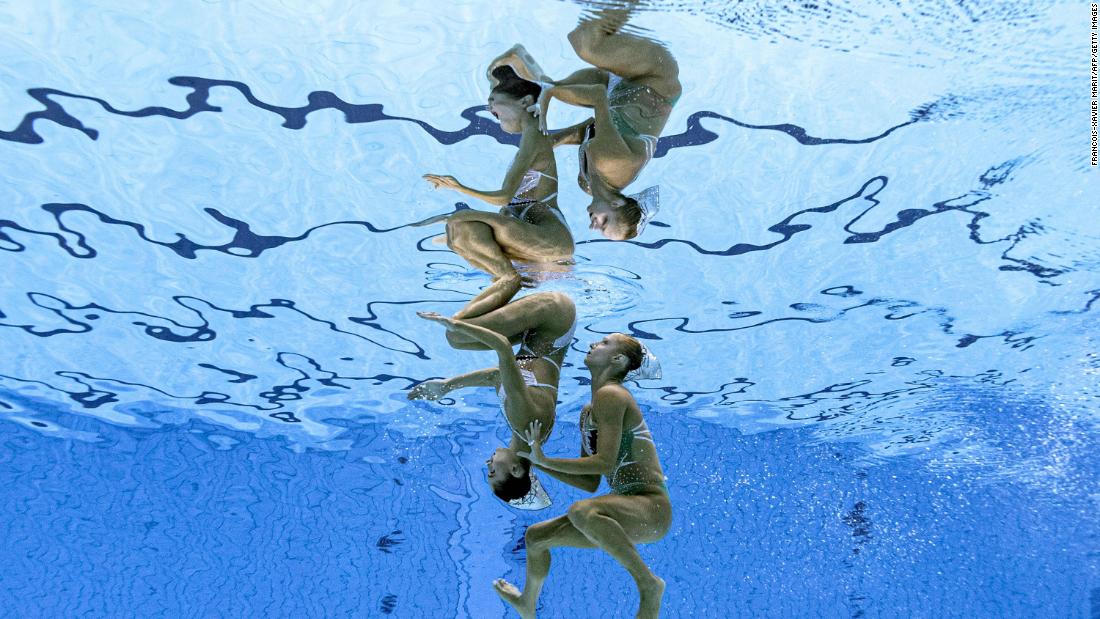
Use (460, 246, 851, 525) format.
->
(487, 93, 532, 134)
(486, 447, 523, 484)
(584, 333, 630, 369)
(587, 200, 631, 240)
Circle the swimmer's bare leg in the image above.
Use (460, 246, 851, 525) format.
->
(409, 212, 453, 227)
(493, 514, 595, 619)
(552, 67, 609, 88)
(568, 1, 681, 98)
(567, 495, 669, 619)
(455, 275, 522, 320)
(445, 219, 522, 319)
(579, 0, 641, 36)
(441, 292, 575, 350)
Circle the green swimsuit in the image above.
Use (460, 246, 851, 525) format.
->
(578, 73, 678, 194)
(579, 406, 668, 496)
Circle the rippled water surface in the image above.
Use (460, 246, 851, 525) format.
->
(1, 1, 1096, 617)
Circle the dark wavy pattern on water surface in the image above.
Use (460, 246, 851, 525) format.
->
(4, 268, 1068, 414)
(2, 75, 925, 152)
(740, 367, 1018, 425)
(0, 201, 471, 260)
(1, 357, 420, 420)
(581, 157, 1064, 282)
(624, 361, 1037, 413)
(0, 292, 430, 357)
(4, 76, 1058, 291)
(2, 159, 1056, 290)
(615, 282, 1043, 351)
(0, 78, 512, 146)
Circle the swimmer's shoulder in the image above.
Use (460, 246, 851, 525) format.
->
(593, 383, 635, 409)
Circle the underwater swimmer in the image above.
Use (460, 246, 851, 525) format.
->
(493, 333, 670, 618)
(492, 2, 681, 240)
(409, 292, 576, 509)
(416, 66, 573, 319)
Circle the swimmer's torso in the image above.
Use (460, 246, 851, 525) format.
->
(579, 397, 667, 495)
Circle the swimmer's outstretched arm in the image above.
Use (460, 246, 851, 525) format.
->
(519, 390, 627, 476)
(427, 317, 539, 431)
(536, 83, 607, 132)
(423, 130, 546, 206)
(407, 367, 500, 400)
(536, 84, 630, 159)
(534, 66, 608, 123)
(533, 418, 602, 492)
(534, 462, 601, 492)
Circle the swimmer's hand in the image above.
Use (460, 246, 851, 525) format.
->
(423, 174, 462, 192)
(533, 88, 553, 135)
(516, 420, 546, 464)
(408, 379, 448, 401)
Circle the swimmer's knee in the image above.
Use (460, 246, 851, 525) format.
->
(567, 500, 597, 527)
(445, 331, 467, 349)
(567, 23, 585, 50)
(568, 20, 603, 63)
(524, 523, 550, 550)
(531, 291, 574, 323)
(446, 219, 477, 249)
(445, 220, 461, 247)
(546, 291, 574, 313)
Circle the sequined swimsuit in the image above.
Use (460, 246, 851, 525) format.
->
(579, 405, 668, 496)
(577, 72, 678, 194)
(496, 318, 577, 435)
(499, 169, 568, 229)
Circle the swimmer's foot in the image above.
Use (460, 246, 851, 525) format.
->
(416, 311, 453, 328)
(635, 574, 665, 619)
(409, 213, 451, 227)
(419, 311, 478, 338)
(492, 578, 535, 619)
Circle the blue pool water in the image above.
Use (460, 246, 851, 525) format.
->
(1, 1, 1097, 617)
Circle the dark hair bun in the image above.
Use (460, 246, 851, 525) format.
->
(491, 65, 541, 101)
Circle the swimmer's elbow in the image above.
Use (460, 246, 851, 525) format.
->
(594, 456, 616, 478)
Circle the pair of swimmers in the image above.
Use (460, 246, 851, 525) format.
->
(415, 3, 680, 319)
(411, 6, 681, 618)
(412, 296, 669, 619)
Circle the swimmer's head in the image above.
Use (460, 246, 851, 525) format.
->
(487, 446, 532, 501)
(584, 333, 644, 379)
(488, 66, 540, 134)
(587, 194, 642, 240)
